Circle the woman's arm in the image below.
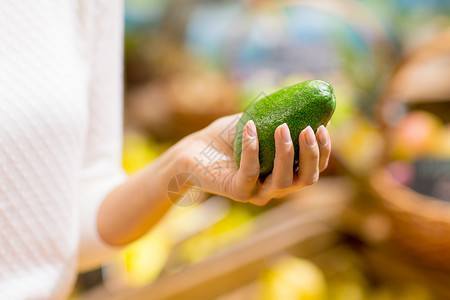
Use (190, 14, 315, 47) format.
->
(97, 137, 187, 246)
(97, 114, 331, 246)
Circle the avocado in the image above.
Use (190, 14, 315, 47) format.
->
(234, 80, 336, 176)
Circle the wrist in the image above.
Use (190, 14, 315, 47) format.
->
(164, 133, 197, 175)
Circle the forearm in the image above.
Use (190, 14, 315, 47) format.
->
(97, 139, 188, 246)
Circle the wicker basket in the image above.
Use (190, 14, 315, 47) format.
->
(370, 30, 450, 269)
(369, 168, 450, 268)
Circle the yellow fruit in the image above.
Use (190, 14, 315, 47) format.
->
(257, 256, 327, 300)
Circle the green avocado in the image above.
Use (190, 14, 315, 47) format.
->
(234, 80, 336, 176)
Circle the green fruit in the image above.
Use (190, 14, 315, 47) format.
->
(234, 80, 336, 176)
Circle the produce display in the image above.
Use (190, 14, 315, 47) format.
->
(72, 1, 450, 299)
(255, 252, 433, 300)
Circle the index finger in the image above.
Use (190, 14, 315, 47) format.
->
(233, 120, 260, 201)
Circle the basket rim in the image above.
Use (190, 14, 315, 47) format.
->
(369, 167, 450, 221)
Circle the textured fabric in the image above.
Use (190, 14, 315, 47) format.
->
(0, 1, 126, 299)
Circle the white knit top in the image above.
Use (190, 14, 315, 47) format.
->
(0, 1, 126, 299)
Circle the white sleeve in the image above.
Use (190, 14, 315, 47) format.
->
(77, 0, 127, 271)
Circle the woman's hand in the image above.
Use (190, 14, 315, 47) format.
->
(178, 113, 331, 205)
(98, 113, 331, 246)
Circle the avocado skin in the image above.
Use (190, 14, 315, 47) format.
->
(234, 80, 336, 176)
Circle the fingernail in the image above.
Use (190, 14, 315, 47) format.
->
(279, 123, 291, 144)
(246, 120, 256, 137)
(317, 125, 328, 146)
(304, 126, 316, 146)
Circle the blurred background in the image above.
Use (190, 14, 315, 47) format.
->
(74, 0, 450, 299)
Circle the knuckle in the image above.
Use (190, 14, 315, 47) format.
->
(243, 140, 258, 153)
(251, 197, 270, 206)
(275, 179, 292, 190)
(245, 168, 260, 178)
(274, 190, 290, 199)
(233, 191, 251, 202)
(275, 147, 293, 160)
(219, 172, 233, 193)
(302, 174, 319, 186)
(310, 150, 320, 161)
(204, 118, 222, 132)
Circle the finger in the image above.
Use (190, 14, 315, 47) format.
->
(271, 123, 294, 190)
(316, 125, 331, 172)
(234, 120, 259, 201)
(249, 124, 294, 205)
(297, 126, 320, 187)
(248, 176, 274, 206)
